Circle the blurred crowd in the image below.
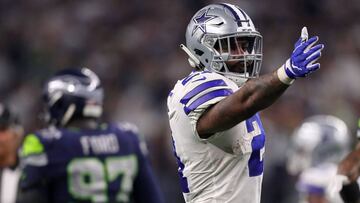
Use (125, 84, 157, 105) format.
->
(0, 0, 359, 202)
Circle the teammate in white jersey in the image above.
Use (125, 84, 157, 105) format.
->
(167, 3, 324, 203)
(329, 118, 360, 203)
(287, 115, 351, 203)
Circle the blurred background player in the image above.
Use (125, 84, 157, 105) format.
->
(0, 102, 24, 203)
(329, 118, 360, 203)
(17, 68, 164, 203)
(338, 118, 360, 182)
(287, 115, 351, 203)
(168, 3, 324, 203)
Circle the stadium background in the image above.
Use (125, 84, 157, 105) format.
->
(0, 0, 359, 202)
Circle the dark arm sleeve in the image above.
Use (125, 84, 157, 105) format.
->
(340, 182, 360, 203)
(16, 180, 48, 203)
(17, 133, 50, 203)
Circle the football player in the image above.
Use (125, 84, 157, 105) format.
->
(329, 118, 360, 203)
(167, 3, 324, 203)
(17, 68, 164, 203)
(287, 115, 351, 203)
(0, 103, 23, 203)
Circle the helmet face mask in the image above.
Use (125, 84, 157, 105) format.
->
(185, 3, 263, 86)
(209, 33, 262, 84)
(43, 68, 104, 127)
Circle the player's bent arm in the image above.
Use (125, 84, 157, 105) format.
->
(338, 142, 360, 182)
(336, 141, 360, 203)
(197, 71, 288, 138)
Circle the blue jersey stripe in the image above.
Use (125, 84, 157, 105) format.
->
(180, 79, 227, 106)
(184, 89, 233, 115)
(182, 72, 200, 85)
(301, 184, 325, 195)
(171, 138, 189, 193)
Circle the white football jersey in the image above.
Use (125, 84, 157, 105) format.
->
(167, 71, 266, 203)
(297, 163, 343, 203)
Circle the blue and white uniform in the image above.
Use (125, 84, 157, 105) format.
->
(167, 71, 266, 203)
(297, 163, 343, 203)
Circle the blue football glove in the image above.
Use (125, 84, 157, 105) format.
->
(284, 27, 324, 79)
(277, 27, 325, 85)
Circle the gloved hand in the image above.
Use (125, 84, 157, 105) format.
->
(277, 27, 325, 85)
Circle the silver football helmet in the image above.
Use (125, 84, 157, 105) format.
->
(287, 115, 351, 175)
(182, 3, 263, 86)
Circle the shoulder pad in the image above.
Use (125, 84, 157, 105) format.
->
(179, 71, 235, 115)
(20, 133, 49, 166)
(21, 134, 45, 157)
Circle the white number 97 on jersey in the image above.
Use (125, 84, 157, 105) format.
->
(67, 155, 137, 202)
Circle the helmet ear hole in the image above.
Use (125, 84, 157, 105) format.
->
(194, 49, 204, 56)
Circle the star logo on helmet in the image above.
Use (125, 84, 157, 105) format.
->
(192, 9, 217, 36)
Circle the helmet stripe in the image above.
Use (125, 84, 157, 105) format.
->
(220, 3, 251, 27)
(235, 6, 248, 20)
(219, 3, 242, 26)
(235, 6, 251, 25)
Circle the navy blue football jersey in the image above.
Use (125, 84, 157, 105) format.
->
(18, 122, 163, 203)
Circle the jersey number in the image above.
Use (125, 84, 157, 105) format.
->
(245, 114, 266, 177)
(67, 155, 137, 202)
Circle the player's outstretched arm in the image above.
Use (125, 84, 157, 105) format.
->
(197, 27, 324, 138)
(338, 142, 360, 183)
